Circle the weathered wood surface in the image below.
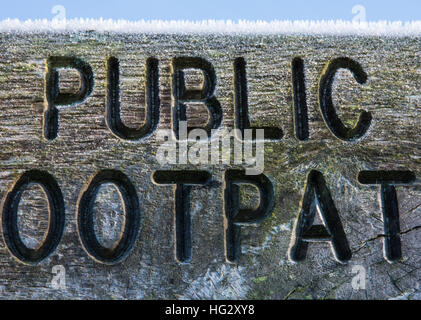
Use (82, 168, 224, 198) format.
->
(0, 32, 419, 299)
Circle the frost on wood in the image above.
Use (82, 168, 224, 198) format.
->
(0, 19, 420, 36)
(0, 30, 419, 300)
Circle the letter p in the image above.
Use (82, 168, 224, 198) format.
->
(43, 56, 94, 140)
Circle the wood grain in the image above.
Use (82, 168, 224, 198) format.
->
(0, 32, 419, 299)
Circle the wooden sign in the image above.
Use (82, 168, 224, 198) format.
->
(0, 24, 419, 299)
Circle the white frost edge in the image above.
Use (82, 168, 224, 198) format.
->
(0, 19, 420, 36)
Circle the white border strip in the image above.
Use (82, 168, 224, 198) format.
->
(0, 19, 420, 36)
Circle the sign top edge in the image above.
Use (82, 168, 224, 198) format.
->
(0, 19, 420, 37)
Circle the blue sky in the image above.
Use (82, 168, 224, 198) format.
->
(0, 0, 419, 21)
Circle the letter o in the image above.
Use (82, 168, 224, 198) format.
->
(1, 170, 65, 265)
(76, 170, 141, 264)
